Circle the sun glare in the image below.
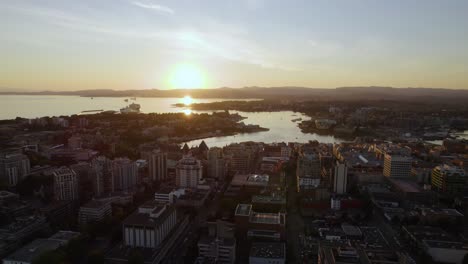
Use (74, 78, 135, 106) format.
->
(169, 64, 205, 89)
(182, 95, 194, 106)
(183, 109, 192, 116)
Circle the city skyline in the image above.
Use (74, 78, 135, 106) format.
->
(2, 0, 468, 91)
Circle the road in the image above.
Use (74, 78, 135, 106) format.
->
(163, 190, 223, 263)
(286, 166, 304, 264)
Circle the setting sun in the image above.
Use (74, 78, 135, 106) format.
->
(181, 95, 194, 106)
(169, 64, 205, 89)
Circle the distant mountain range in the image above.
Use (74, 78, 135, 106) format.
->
(1, 86, 468, 103)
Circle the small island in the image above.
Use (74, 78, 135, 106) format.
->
(0, 111, 269, 159)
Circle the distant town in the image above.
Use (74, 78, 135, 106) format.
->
(0, 98, 467, 264)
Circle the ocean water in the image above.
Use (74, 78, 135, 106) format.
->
(0, 95, 345, 146)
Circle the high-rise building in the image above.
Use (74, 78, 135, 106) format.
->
(176, 154, 202, 188)
(123, 201, 177, 249)
(226, 151, 252, 174)
(0, 153, 30, 186)
(383, 154, 412, 178)
(111, 158, 138, 192)
(208, 147, 226, 180)
(92, 156, 112, 196)
(149, 150, 167, 182)
(333, 161, 348, 194)
(53, 167, 79, 201)
(431, 164, 466, 194)
(67, 135, 82, 149)
(296, 151, 321, 191)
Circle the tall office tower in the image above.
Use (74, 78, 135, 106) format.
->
(208, 147, 226, 180)
(227, 150, 252, 174)
(176, 154, 202, 188)
(149, 150, 167, 182)
(91, 156, 112, 196)
(53, 167, 79, 201)
(383, 154, 412, 178)
(0, 152, 30, 186)
(296, 150, 322, 191)
(111, 158, 138, 192)
(333, 161, 348, 194)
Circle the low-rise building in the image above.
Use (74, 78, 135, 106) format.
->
(79, 200, 112, 226)
(403, 226, 468, 264)
(198, 220, 236, 264)
(249, 242, 286, 264)
(2, 231, 80, 264)
(154, 187, 185, 204)
(235, 204, 286, 241)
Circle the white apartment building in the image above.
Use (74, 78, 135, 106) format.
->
(123, 201, 177, 249)
(176, 154, 202, 188)
(53, 167, 79, 201)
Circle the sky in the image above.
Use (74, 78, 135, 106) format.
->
(1, 0, 468, 91)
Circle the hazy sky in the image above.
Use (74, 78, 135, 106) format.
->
(1, 0, 468, 90)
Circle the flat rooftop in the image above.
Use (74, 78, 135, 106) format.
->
(421, 208, 464, 217)
(252, 195, 286, 205)
(389, 178, 421, 193)
(81, 200, 108, 209)
(231, 174, 269, 187)
(235, 204, 252, 216)
(341, 224, 362, 237)
(250, 212, 283, 225)
(404, 226, 455, 242)
(3, 239, 63, 263)
(423, 240, 466, 249)
(250, 242, 285, 259)
(124, 203, 174, 227)
(49, 230, 81, 242)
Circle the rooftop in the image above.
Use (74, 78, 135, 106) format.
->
(48, 230, 81, 242)
(252, 195, 286, 205)
(389, 178, 422, 193)
(3, 239, 64, 263)
(341, 224, 362, 237)
(404, 226, 455, 242)
(250, 212, 283, 225)
(80, 200, 109, 209)
(250, 242, 286, 259)
(235, 204, 252, 216)
(423, 240, 467, 249)
(123, 201, 174, 227)
(231, 174, 269, 187)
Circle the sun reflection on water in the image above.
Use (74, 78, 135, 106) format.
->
(183, 108, 192, 116)
(181, 95, 193, 106)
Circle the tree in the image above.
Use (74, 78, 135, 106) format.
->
(88, 250, 105, 264)
(65, 237, 86, 261)
(128, 249, 144, 264)
(32, 250, 66, 264)
(463, 253, 468, 264)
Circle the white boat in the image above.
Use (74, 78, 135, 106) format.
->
(120, 103, 141, 113)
